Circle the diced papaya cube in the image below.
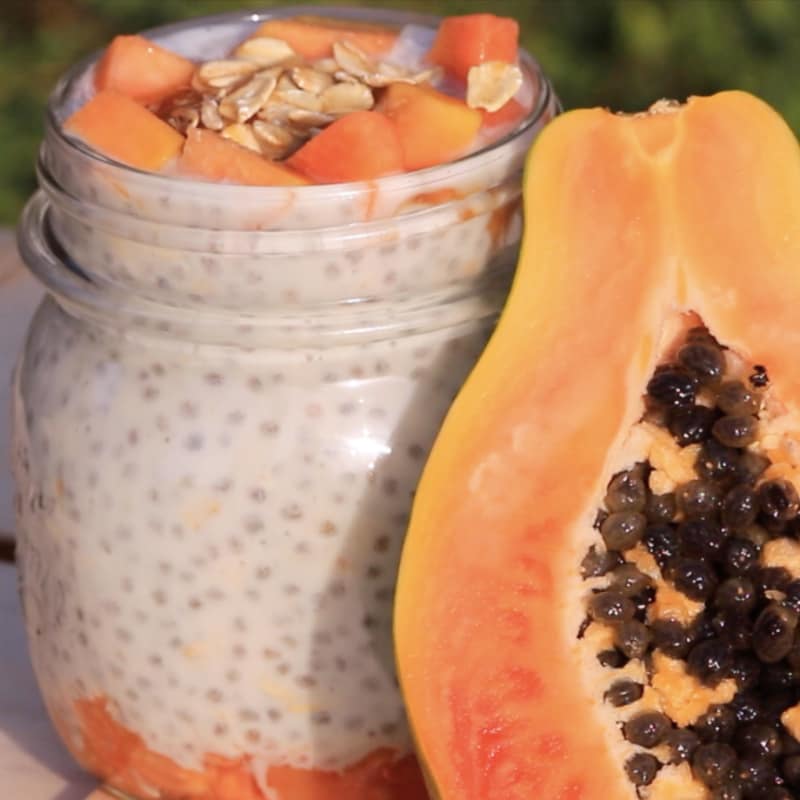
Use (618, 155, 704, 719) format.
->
(428, 14, 519, 82)
(95, 35, 195, 106)
(178, 128, 309, 186)
(482, 98, 527, 128)
(286, 111, 404, 183)
(64, 90, 184, 171)
(251, 15, 398, 59)
(378, 83, 482, 171)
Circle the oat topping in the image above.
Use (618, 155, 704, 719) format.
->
(158, 35, 444, 160)
(232, 35, 297, 68)
(467, 61, 524, 113)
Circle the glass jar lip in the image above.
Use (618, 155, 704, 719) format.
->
(37, 151, 522, 254)
(45, 5, 555, 200)
(18, 190, 508, 346)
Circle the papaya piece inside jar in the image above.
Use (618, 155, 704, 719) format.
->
(266, 749, 429, 799)
(286, 110, 404, 182)
(427, 14, 520, 83)
(70, 695, 427, 800)
(94, 35, 195, 106)
(178, 128, 309, 186)
(378, 83, 482, 172)
(64, 89, 185, 171)
(250, 15, 398, 60)
(481, 98, 527, 129)
(395, 91, 800, 799)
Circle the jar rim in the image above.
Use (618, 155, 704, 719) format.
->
(37, 150, 522, 254)
(18, 190, 510, 347)
(45, 5, 555, 202)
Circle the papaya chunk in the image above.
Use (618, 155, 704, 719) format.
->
(178, 128, 308, 186)
(286, 111, 404, 182)
(251, 16, 398, 60)
(95, 35, 195, 106)
(481, 98, 527, 129)
(395, 91, 800, 799)
(378, 83, 482, 171)
(427, 14, 519, 82)
(64, 90, 184, 171)
(69, 695, 424, 800)
(266, 749, 428, 800)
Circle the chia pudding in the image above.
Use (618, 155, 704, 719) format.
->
(13, 8, 558, 799)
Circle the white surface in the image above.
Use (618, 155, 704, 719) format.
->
(0, 563, 97, 799)
(1, 230, 44, 536)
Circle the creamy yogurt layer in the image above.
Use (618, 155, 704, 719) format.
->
(14, 7, 559, 799)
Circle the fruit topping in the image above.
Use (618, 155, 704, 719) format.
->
(427, 13, 519, 82)
(94, 34, 195, 105)
(286, 110, 404, 182)
(249, 15, 399, 60)
(378, 82, 482, 171)
(64, 90, 184, 170)
(66, 12, 537, 183)
(178, 128, 308, 186)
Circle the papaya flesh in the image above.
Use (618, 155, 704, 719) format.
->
(70, 696, 427, 800)
(178, 128, 309, 186)
(427, 14, 519, 83)
(395, 91, 800, 800)
(378, 83, 482, 172)
(250, 16, 398, 60)
(286, 110, 404, 182)
(64, 90, 185, 171)
(94, 35, 195, 106)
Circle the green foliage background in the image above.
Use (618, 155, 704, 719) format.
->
(2, 0, 798, 224)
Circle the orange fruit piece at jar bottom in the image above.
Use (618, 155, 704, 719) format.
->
(70, 696, 427, 800)
(427, 14, 519, 82)
(251, 16, 398, 59)
(267, 750, 429, 800)
(178, 128, 308, 186)
(287, 111, 404, 182)
(95, 35, 195, 106)
(379, 83, 482, 172)
(64, 90, 184, 171)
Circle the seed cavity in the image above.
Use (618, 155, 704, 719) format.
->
(581, 324, 800, 796)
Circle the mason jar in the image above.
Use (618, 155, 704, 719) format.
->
(12, 8, 559, 799)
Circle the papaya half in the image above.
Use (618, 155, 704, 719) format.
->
(395, 91, 800, 800)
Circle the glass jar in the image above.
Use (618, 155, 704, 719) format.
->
(13, 8, 558, 800)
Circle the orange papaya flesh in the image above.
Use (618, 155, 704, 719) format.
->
(95, 35, 195, 106)
(481, 98, 527, 129)
(395, 90, 800, 800)
(427, 14, 519, 82)
(251, 16, 398, 60)
(267, 749, 429, 800)
(64, 90, 185, 171)
(378, 83, 482, 172)
(71, 695, 426, 799)
(286, 110, 404, 182)
(178, 128, 309, 186)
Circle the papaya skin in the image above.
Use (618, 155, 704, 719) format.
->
(394, 91, 800, 799)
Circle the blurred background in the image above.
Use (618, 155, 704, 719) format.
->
(2, 0, 799, 225)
